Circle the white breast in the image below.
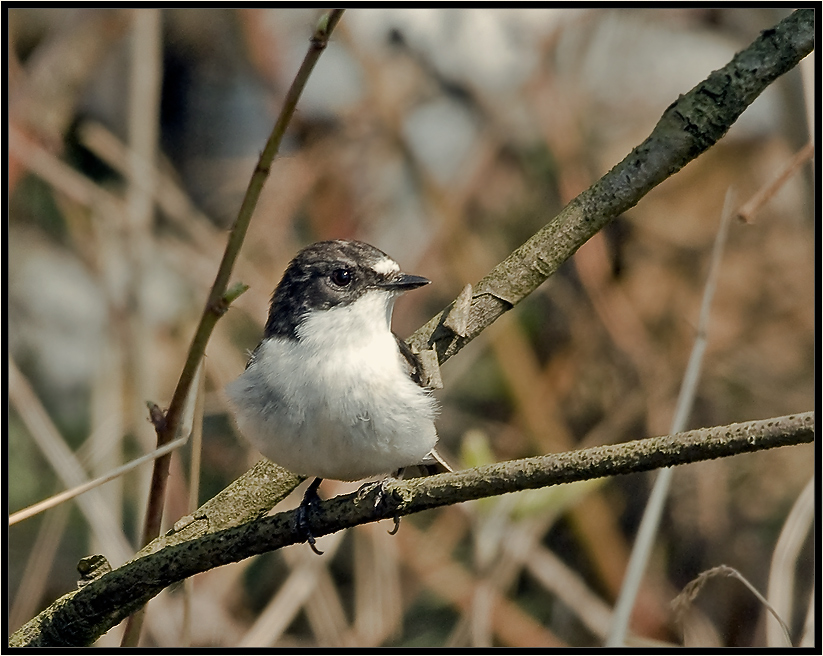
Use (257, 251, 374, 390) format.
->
(225, 291, 438, 480)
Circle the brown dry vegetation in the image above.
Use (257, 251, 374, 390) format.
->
(7, 8, 815, 648)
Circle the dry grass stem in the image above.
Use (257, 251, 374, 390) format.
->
(9, 358, 134, 564)
(8, 436, 189, 526)
(766, 477, 814, 647)
(672, 565, 793, 648)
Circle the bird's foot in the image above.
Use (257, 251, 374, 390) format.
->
(294, 477, 324, 555)
(357, 476, 402, 536)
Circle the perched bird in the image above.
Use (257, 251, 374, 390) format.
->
(226, 240, 447, 550)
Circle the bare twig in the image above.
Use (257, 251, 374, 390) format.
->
(736, 142, 814, 223)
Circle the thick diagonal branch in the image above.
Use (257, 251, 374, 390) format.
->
(407, 8, 815, 364)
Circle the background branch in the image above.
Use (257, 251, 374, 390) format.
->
(10, 412, 814, 647)
(407, 8, 814, 365)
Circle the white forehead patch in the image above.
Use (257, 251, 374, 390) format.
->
(373, 257, 400, 275)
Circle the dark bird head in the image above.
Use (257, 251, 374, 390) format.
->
(264, 240, 429, 340)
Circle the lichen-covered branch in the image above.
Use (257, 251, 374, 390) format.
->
(407, 8, 815, 364)
(10, 412, 813, 647)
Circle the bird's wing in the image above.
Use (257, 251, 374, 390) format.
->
(394, 334, 454, 475)
(395, 334, 425, 385)
(420, 446, 454, 473)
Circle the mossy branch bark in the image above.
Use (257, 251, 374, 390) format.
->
(407, 8, 815, 363)
(10, 413, 814, 647)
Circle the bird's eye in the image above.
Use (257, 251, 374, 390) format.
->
(330, 268, 352, 287)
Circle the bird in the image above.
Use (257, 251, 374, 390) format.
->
(226, 240, 448, 551)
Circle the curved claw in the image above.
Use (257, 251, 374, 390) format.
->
(306, 534, 324, 556)
(388, 515, 401, 536)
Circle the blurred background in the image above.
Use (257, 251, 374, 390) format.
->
(7, 7, 815, 648)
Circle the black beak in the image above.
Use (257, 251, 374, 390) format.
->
(377, 273, 430, 291)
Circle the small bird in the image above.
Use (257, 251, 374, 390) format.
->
(226, 240, 446, 550)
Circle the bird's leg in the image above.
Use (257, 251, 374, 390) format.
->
(294, 477, 324, 555)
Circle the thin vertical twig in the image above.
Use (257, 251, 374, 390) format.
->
(606, 189, 736, 646)
(122, 8, 346, 645)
